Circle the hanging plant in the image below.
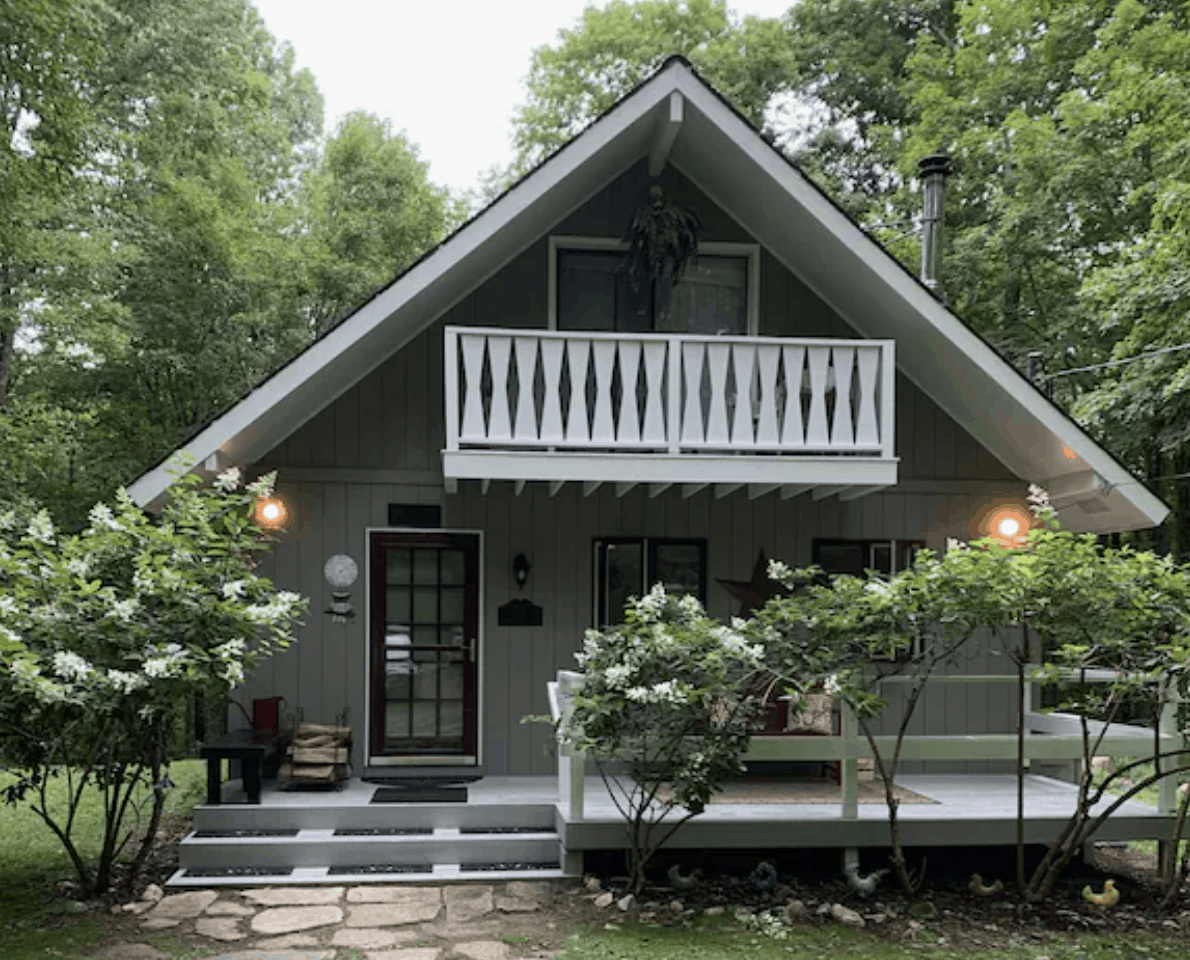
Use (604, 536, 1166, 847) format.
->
(620, 184, 703, 291)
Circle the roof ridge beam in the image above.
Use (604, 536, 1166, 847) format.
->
(648, 91, 683, 176)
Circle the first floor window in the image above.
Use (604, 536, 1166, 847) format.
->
(812, 539, 924, 581)
(594, 537, 707, 626)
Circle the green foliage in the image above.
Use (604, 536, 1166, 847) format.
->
(621, 184, 703, 290)
(302, 112, 455, 335)
(0, 467, 307, 894)
(509, 0, 795, 174)
(537, 584, 766, 894)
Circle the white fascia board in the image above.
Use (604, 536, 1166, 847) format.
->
(442, 450, 898, 486)
(128, 67, 691, 509)
(668, 71, 1167, 531)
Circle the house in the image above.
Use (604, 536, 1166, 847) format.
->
(129, 58, 1180, 885)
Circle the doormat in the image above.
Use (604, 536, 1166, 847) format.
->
(655, 777, 937, 805)
(371, 785, 468, 803)
(363, 776, 482, 786)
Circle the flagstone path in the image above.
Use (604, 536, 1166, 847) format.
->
(90, 881, 564, 960)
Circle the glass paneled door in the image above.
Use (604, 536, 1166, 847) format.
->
(368, 531, 479, 762)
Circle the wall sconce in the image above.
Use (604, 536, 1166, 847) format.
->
(254, 494, 290, 530)
(513, 553, 531, 591)
(324, 554, 358, 623)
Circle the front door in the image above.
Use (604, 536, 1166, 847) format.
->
(368, 531, 480, 763)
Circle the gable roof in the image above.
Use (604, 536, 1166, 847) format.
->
(128, 57, 1167, 535)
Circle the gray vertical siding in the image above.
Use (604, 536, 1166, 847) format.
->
(243, 159, 1029, 776)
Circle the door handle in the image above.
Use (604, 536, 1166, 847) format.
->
(468, 637, 477, 662)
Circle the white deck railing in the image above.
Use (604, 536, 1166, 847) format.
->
(548, 669, 1185, 822)
(445, 327, 895, 458)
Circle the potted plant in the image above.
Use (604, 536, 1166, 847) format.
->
(620, 184, 703, 291)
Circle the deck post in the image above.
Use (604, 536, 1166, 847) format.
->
(1157, 675, 1179, 876)
(557, 670, 586, 821)
(841, 700, 858, 819)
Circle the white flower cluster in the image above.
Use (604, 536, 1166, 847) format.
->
(246, 472, 277, 499)
(221, 580, 247, 600)
(625, 679, 689, 705)
(823, 674, 842, 696)
(25, 511, 55, 545)
(242, 592, 302, 624)
(1027, 483, 1053, 516)
(214, 467, 242, 492)
(66, 556, 91, 579)
(633, 584, 669, 620)
(713, 625, 764, 662)
(51, 651, 93, 683)
(0, 595, 16, 617)
(87, 503, 119, 531)
(767, 559, 795, 587)
(601, 663, 635, 689)
(946, 537, 970, 553)
(107, 670, 148, 695)
(108, 597, 140, 622)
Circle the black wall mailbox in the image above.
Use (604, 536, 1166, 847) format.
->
(498, 598, 543, 627)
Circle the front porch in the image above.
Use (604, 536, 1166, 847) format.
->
(169, 770, 1172, 888)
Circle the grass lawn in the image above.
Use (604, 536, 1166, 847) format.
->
(557, 914, 1190, 960)
(0, 758, 206, 960)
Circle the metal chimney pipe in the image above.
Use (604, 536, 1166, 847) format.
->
(918, 151, 953, 293)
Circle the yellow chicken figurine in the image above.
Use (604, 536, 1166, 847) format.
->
(1082, 879, 1119, 907)
(968, 873, 1004, 897)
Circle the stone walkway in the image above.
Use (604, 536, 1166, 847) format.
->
(91, 881, 562, 960)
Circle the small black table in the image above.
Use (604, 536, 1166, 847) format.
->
(200, 729, 285, 805)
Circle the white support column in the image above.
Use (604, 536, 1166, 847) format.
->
(841, 700, 859, 820)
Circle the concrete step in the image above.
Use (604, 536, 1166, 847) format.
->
(193, 801, 557, 832)
(166, 864, 577, 887)
(177, 828, 562, 869)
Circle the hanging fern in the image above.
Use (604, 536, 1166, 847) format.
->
(621, 184, 703, 291)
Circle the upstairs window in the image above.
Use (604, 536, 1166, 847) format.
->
(552, 241, 756, 336)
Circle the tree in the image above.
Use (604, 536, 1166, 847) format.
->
(535, 585, 767, 895)
(301, 112, 457, 336)
(0, 467, 307, 895)
(759, 546, 995, 893)
(0, 0, 109, 407)
(508, 0, 795, 176)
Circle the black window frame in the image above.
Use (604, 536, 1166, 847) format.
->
(555, 247, 750, 336)
(593, 537, 708, 627)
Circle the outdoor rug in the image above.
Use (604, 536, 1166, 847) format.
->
(656, 777, 937, 805)
(371, 786, 468, 803)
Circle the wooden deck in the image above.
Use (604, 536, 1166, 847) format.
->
(558, 772, 1173, 850)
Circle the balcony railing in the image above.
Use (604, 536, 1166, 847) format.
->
(445, 327, 895, 459)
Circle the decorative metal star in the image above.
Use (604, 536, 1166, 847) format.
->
(716, 549, 788, 617)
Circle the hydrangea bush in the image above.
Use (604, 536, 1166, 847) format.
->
(0, 468, 307, 894)
(536, 585, 767, 894)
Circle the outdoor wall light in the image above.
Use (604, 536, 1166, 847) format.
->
(513, 553, 531, 591)
(324, 554, 359, 624)
(997, 517, 1020, 538)
(254, 494, 290, 530)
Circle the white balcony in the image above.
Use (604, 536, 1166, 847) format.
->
(442, 326, 898, 499)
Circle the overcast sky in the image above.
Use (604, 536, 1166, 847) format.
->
(250, 0, 795, 195)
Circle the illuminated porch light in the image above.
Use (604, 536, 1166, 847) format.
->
(254, 495, 290, 529)
(997, 517, 1020, 538)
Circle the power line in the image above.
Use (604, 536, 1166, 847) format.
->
(1039, 341, 1190, 382)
